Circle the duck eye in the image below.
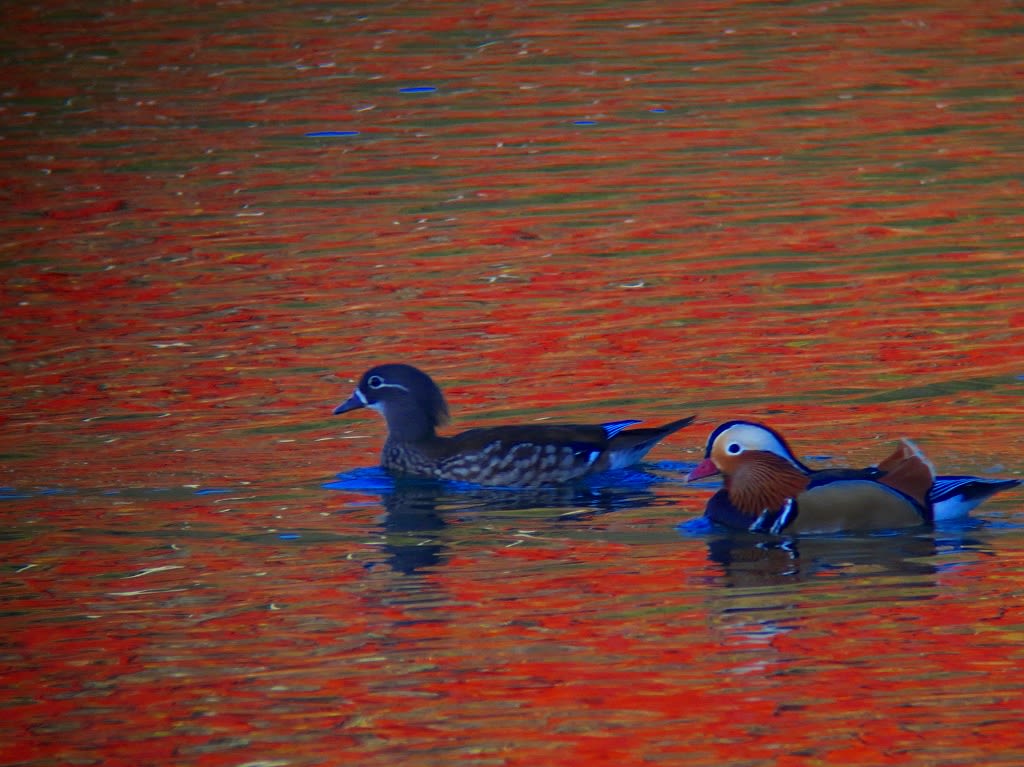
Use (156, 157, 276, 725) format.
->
(726, 442, 742, 455)
(367, 375, 383, 389)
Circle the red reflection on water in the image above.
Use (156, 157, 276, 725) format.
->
(2, 0, 1023, 765)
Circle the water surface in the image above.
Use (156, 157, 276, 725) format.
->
(2, 1, 1023, 764)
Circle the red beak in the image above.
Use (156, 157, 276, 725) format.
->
(687, 458, 721, 482)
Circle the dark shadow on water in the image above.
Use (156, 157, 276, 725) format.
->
(705, 532, 941, 586)
(325, 465, 682, 574)
(680, 517, 993, 588)
(679, 522, 1000, 651)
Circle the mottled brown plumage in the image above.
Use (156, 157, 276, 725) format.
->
(334, 364, 694, 487)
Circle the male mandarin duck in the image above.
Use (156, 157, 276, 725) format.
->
(687, 420, 1019, 534)
(334, 363, 695, 487)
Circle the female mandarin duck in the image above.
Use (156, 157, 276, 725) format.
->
(688, 420, 1019, 534)
(334, 363, 695, 487)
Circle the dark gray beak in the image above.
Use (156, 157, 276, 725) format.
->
(333, 393, 365, 415)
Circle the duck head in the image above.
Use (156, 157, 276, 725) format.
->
(687, 420, 811, 516)
(334, 363, 450, 442)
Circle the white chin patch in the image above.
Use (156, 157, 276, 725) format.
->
(367, 401, 384, 413)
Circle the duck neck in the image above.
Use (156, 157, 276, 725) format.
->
(383, 401, 440, 443)
(728, 452, 810, 517)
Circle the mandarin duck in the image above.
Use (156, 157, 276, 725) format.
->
(687, 420, 1019, 534)
(334, 363, 695, 487)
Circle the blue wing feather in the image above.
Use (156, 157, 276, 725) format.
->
(601, 419, 642, 440)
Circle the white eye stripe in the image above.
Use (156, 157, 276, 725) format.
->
(376, 381, 409, 393)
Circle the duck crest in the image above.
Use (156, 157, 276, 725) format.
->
(409, 375, 450, 432)
(728, 451, 810, 517)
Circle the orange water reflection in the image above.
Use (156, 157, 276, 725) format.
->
(2, 0, 1023, 765)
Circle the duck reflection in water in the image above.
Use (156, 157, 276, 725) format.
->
(702, 530, 953, 586)
(327, 468, 666, 574)
(692, 526, 994, 669)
